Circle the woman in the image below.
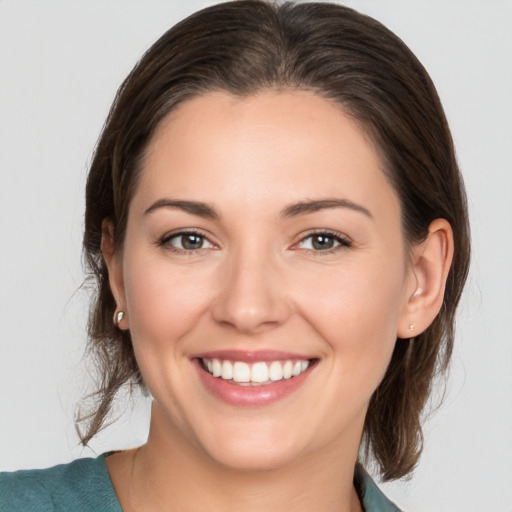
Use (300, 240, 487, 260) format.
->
(0, 1, 470, 510)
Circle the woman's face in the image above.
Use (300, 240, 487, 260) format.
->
(109, 90, 417, 470)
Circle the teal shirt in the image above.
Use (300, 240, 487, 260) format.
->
(0, 455, 402, 511)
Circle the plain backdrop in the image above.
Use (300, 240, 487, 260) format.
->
(1, 1, 511, 511)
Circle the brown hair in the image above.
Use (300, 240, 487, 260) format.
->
(81, 0, 470, 480)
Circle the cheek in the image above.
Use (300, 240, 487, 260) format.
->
(294, 260, 406, 385)
(120, 253, 218, 411)
(122, 254, 213, 350)
(299, 259, 405, 331)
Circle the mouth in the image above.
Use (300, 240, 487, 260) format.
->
(200, 357, 312, 386)
(193, 351, 317, 406)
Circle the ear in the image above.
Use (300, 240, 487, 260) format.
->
(101, 219, 128, 330)
(397, 218, 454, 338)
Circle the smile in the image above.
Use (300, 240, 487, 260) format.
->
(194, 351, 317, 406)
(201, 358, 310, 385)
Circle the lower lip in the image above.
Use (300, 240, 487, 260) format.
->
(194, 359, 314, 407)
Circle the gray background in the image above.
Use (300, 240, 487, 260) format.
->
(1, 1, 511, 510)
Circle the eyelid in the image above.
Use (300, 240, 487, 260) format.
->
(156, 228, 352, 254)
(158, 228, 218, 252)
(292, 229, 353, 252)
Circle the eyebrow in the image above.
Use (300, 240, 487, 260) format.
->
(143, 197, 372, 220)
(144, 199, 220, 219)
(281, 199, 373, 219)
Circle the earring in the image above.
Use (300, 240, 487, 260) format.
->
(409, 324, 415, 332)
(113, 310, 124, 325)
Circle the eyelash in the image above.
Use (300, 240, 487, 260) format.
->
(158, 229, 215, 254)
(158, 229, 352, 255)
(294, 230, 352, 254)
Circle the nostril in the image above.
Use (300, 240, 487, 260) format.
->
(211, 299, 289, 333)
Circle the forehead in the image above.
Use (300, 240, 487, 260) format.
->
(134, 90, 399, 221)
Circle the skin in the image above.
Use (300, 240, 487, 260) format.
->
(103, 90, 453, 512)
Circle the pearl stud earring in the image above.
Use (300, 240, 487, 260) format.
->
(113, 310, 124, 325)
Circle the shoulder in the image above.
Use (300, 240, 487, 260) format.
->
(0, 454, 121, 512)
(355, 464, 403, 512)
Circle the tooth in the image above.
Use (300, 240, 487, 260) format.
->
(208, 358, 310, 383)
(212, 358, 222, 377)
(269, 361, 283, 381)
(233, 362, 251, 383)
(251, 362, 269, 383)
(221, 360, 233, 380)
(283, 360, 293, 379)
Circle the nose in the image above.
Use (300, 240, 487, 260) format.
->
(211, 247, 292, 334)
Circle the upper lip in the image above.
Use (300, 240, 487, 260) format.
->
(192, 350, 313, 362)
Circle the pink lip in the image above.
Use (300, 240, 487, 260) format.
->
(193, 349, 311, 363)
(192, 356, 316, 407)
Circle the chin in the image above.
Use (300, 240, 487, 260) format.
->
(205, 440, 304, 473)
(194, 420, 310, 472)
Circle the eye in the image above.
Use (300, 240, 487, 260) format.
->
(160, 231, 215, 251)
(296, 231, 351, 252)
